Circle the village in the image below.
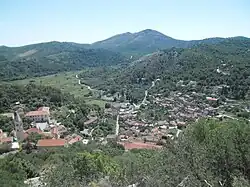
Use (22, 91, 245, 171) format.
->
(0, 99, 164, 153)
(106, 92, 219, 146)
(105, 84, 248, 149)
(0, 81, 248, 155)
(0, 106, 85, 152)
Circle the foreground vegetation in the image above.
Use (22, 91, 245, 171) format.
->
(0, 118, 249, 187)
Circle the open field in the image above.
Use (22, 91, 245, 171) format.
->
(10, 71, 106, 108)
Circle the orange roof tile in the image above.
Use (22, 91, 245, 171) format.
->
(68, 136, 82, 144)
(37, 139, 66, 147)
(26, 128, 43, 134)
(25, 110, 48, 117)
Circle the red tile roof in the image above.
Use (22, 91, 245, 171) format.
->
(206, 97, 218, 101)
(37, 107, 50, 114)
(119, 142, 162, 150)
(26, 128, 43, 134)
(68, 135, 82, 144)
(37, 139, 66, 147)
(25, 110, 49, 117)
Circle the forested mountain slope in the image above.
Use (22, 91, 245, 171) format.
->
(0, 42, 128, 81)
(1, 31, 249, 82)
(80, 37, 250, 101)
(90, 29, 240, 55)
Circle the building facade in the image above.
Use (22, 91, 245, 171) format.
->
(25, 110, 49, 122)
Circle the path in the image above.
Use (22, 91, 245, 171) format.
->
(75, 74, 96, 91)
(134, 79, 160, 109)
(89, 125, 99, 137)
(115, 114, 120, 136)
(176, 129, 182, 138)
(141, 90, 148, 105)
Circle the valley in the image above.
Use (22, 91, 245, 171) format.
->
(0, 29, 250, 187)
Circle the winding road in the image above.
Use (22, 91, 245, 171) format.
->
(134, 79, 160, 109)
(76, 74, 96, 92)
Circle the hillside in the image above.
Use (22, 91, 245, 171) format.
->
(1, 30, 249, 81)
(80, 37, 250, 101)
(0, 42, 128, 81)
(90, 29, 228, 55)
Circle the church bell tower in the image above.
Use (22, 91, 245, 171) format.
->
(14, 111, 24, 141)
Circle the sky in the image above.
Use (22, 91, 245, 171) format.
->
(1, 0, 250, 46)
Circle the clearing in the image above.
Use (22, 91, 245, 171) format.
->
(10, 71, 106, 107)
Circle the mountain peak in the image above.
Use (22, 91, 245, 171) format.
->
(136, 29, 170, 37)
(138, 29, 161, 34)
(90, 29, 180, 55)
(110, 29, 165, 38)
(140, 29, 156, 32)
(90, 29, 244, 56)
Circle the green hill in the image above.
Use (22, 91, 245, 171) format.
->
(80, 37, 250, 101)
(0, 42, 128, 81)
(1, 31, 249, 83)
(90, 29, 233, 56)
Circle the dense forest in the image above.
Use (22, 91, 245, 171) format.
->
(0, 118, 249, 187)
(1, 34, 249, 82)
(0, 83, 78, 112)
(0, 42, 129, 81)
(80, 38, 250, 101)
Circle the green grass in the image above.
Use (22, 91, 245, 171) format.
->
(84, 98, 106, 108)
(10, 71, 106, 107)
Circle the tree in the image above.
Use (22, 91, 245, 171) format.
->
(0, 115, 13, 133)
(45, 151, 121, 186)
(176, 118, 250, 186)
(104, 103, 111, 109)
(0, 155, 39, 186)
(27, 132, 43, 144)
